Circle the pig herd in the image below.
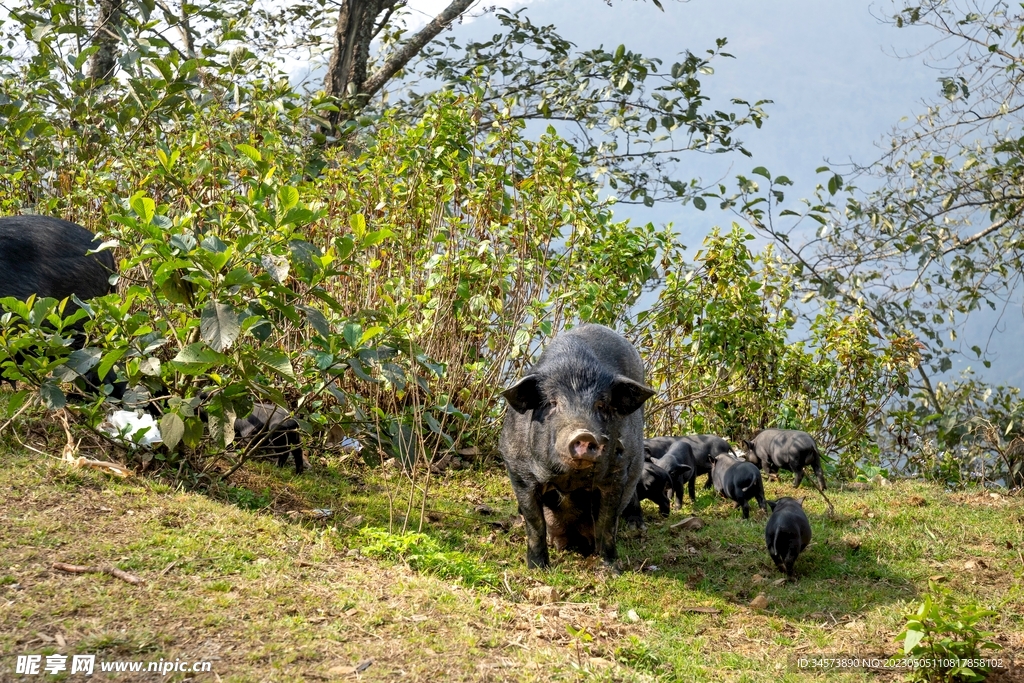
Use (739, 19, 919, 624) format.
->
(501, 324, 823, 578)
(2, 216, 821, 578)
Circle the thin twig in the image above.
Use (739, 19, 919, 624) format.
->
(51, 562, 144, 585)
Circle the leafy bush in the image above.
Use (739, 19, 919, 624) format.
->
(896, 584, 1001, 683)
(632, 226, 919, 472)
(0, 0, 920, 493)
(883, 374, 1024, 488)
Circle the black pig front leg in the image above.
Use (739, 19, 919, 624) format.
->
(511, 476, 550, 569)
(594, 488, 625, 569)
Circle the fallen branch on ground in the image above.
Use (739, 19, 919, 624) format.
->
(51, 562, 144, 585)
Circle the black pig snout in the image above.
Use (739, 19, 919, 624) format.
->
(567, 429, 606, 465)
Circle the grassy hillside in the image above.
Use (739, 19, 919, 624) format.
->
(1, 439, 1022, 682)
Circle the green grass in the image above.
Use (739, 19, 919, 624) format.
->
(1, 430, 1022, 681)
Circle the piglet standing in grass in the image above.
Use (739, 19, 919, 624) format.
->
(622, 459, 673, 524)
(499, 324, 655, 570)
(710, 452, 767, 519)
(765, 497, 812, 578)
(676, 434, 735, 493)
(644, 437, 696, 508)
(742, 428, 827, 490)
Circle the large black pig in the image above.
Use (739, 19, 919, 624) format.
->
(742, 428, 827, 490)
(0, 215, 114, 304)
(0, 215, 115, 391)
(500, 324, 655, 570)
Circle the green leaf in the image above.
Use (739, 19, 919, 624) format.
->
(361, 229, 393, 247)
(347, 356, 377, 383)
(236, 143, 262, 163)
(155, 148, 180, 172)
(349, 213, 366, 240)
(289, 240, 322, 282)
(160, 413, 185, 451)
(299, 306, 332, 338)
(139, 357, 161, 376)
(278, 185, 300, 212)
(223, 267, 255, 287)
(693, 196, 707, 211)
(74, 45, 100, 70)
(182, 417, 204, 448)
(254, 349, 295, 378)
(130, 193, 155, 224)
(261, 254, 290, 283)
(172, 343, 229, 365)
(66, 347, 102, 376)
(201, 301, 241, 353)
(903, 627, 925, 654)
(335, 235, 356, 261)
(360, 326, 385, 344)
(39, 382, 66, 411)
(827, 173, 843, 195)
(97, 348, 126, 385)
(6, 390, 31, 417)
(209, 410, 235, 448)
(752, 166, 771, 179)
(344, 322, 363, 349)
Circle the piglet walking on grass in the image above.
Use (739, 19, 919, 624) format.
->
(765, 497, 812, 578)
(499, 324, 655, 571)
(710, 452, 767, 519)
(234, 403, 304, 474)
(742, 429, 827, 490)
(643, 437, 696, 508)
(622, 459, 673, 524)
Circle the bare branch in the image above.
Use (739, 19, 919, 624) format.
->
(942, 215, 1015, 255)
(362, 0, 475, 100)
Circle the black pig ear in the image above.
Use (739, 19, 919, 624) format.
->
(767, 499, 778, 510)
(502, 375, 543, 413)
(743, 440, 755, 450)
(609, 376, 655, 415)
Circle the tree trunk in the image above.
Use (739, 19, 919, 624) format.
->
(323, 0, 394, 128)
(322, 0, 476, 131)
(87, 0, 124, 82)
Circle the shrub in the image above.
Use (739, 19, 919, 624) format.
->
(896, 584, 1001, 683)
